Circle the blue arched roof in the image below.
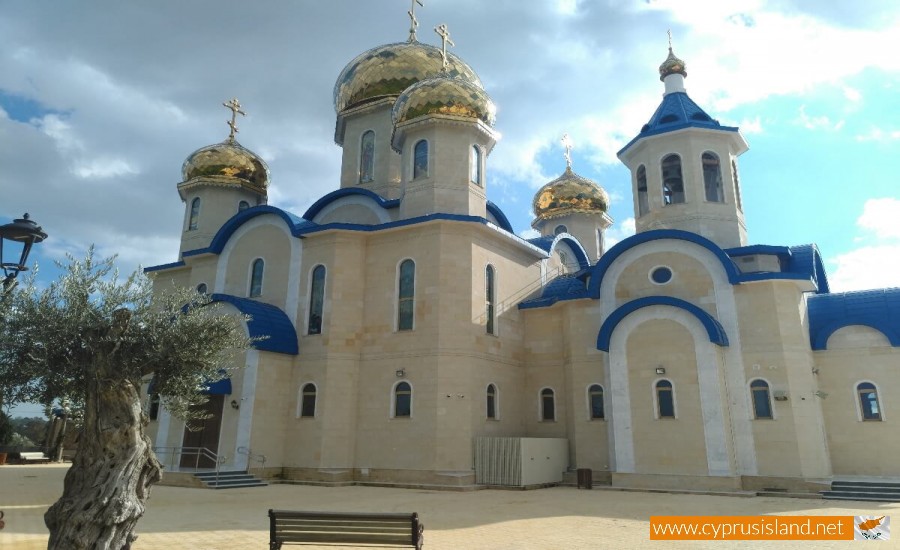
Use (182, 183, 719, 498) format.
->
(597, 296, 729, 352)
(210, 293, 298, 355)
(808, 289, 900, 350)
(485, 201, 514, 233)
(302, 188, 400, 221)
(527, 233, 591, 269)
(198, 205, 311, 257)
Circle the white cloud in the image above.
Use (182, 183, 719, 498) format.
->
(72, 158, 138, 179)
(843, 86, 862, 102)
(605, 217, 636, 249)
(828, 198, 900, 291)
(519, 228, 540, 240)
(796, 105, 843, 131)
(855, 127, 900, 142)
(857, 198, 900, 239)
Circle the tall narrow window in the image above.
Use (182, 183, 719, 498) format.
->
(238, 200, 250, 212)
(486, 384, 497, 419)
(300, 383, 317, 418)
(636, 165, 649, 216)
(732, 159, 743, 211)
(397, 259, 415, 331)
(656, 380, 675, 418)
(148, 393, 160, 421)
(394, 381, 412, 417)
(360, 130, 375, 183)
(471, 145, 482, 185)
(702, 152, 724, 202)
(857, 382, 882, 421)
(589, 384, 604, 419)
(485, 265, 496, 335)
(413, 140, 428, 179)
(188, 197, 201, 231)
(750, 379, 773, 419)
(541, 388, 555, 421)
(661, 155, 684, 205)
(308, 265, 326, 335)
(249, 258, 264, 297)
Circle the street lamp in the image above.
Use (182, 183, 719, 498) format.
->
(0, 213, 48, 290)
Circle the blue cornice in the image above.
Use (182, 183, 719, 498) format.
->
(210, 293, 298, 355)
(302, 188, 400, 221)
(144, 260, 186, 273)
(597, 296, 729, 352)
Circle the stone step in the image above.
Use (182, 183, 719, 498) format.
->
(832, 481, 900, 489)
(192, 470, 267, 489)
(821, 491, 900, 503)
(829, 485, 900, 493)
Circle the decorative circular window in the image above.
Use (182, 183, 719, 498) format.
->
(649, 266, 673, 285)
(554, 224, 568, 235)
(196, 283, 208, 294)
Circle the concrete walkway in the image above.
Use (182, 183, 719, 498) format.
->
(1, 464, 898, 549)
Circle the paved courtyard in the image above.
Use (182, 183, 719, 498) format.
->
(1, 464, 898, 549)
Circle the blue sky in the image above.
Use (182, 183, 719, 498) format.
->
(2, 1, 900, 415)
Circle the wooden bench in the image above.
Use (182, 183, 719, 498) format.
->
(268, 509, 424, 549)
(17, 452, 51, 464)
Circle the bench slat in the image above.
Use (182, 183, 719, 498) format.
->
(277, 526, 411, 536)
(275, 532, 413, 544)
(269, 509, 422, 549)
(276, 519, 411, 528)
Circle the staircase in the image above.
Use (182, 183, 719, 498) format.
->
(193, 470, 268, 489)
(821, 480, 900, 502)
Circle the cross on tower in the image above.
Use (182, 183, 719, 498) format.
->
(561, 133, 573, 171)
(667, 28, 673, 51)
(434, 23, 454, 71)
(407, 0, 424, 42)
(223, 98, 246, 142)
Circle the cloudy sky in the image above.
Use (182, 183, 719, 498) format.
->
(2, 0, 900, 295)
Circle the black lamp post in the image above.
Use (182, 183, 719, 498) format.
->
(0, 213, 48, 291)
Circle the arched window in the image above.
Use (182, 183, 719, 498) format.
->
(471, 145, 482, 185)
(307, 265, 326, 335)
(188, 197, 201, 231)
(589, 384, 604, 419)
(540, 388, 555, 421)
(732, 158, 743, 211)
(299, 383, 317, 418)
(750, 379, 773, 419)
(485, 265, 496, 335)
(394, 381, 412, 417)
(636, 165, 649, 216)
(858, 382, 882, 421)
(661, 155, 684, 205)
(554, 224, 568, 235)
(238, 200, 250, 212)
(360, 130, 375, 183)
(249, 258, 264, 297)
(397, 259, 415, 331)
(148, 393, 160, 421)
(655, 380, 675, 418)
(196, 283, 208, 294)
(486, 384, 498, 419)
(702, 152, 724, 202)
(413, 140, 428, 179)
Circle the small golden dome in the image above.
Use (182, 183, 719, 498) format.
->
(181, 139, 269, 193)
(659, 47, 687, 82)
(334, 41, 483, 113)
(391, 75, 496, 127)
(532, 167, 610, 222)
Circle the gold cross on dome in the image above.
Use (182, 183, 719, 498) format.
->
(667, 28, 673, 51)
(223, 98, 246, 141)
(434, 23, 455, 71)
(561, 133, 573, 170)
(408, 0, 424, 42)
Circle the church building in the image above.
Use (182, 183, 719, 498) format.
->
(144, 16, 900, 494)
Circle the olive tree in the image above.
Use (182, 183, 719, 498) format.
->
(0, 249, 251, 549)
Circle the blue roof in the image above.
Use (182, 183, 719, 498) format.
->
(597, 296, 729, 352)
(486, 201, 514, 233)
(526, 234, 590, 269)
(808, 288, 900, 350)
(302, 188, 400, 220)
(210, 293, 298, 355)
(618, 92, 739, 156)
(519, 274, 590, 309)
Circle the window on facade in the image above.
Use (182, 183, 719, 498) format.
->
(360, 130, 375, 183)
(196, 283, 208, 294)
(554, 224, 568, 235)
(394, 382, 412, 417)
(661, 155, 684, 205)
(732, 159, 743, 211)
(308, 265, 326, 335)
(148, 393, 160, 421)
(636, 165, 649, 216)
(398, 259, 415, 331)
(249, 258, 264, 297)
(702, 152, 724, 202)
(750, 379, 773, 419)
(238, 200, 250, 212)
(485, 265, 496, 335)
(589, 384, 604, 419)
(487, 384, 497, 419)
(300, 383, 317, 418)
(541, 388, 555, 421)
(413, 140, 428, 179)
(656, 380, 675, 418)
(188, 197, 201, 231)
(471, 145, 483, 185)
(858, 382, 882, 421)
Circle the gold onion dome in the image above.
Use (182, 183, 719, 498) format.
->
(334, 41, 483, 113)
(659, 47, 687, 81)
(533, 167, 610, 222)
(391, 75, 496, 127)
(181, 139, 269, 193)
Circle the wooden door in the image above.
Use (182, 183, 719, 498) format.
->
(179, 395, 224, 468)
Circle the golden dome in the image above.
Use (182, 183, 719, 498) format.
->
(659, 47, 687, 82)
(181, 139, 269, 193)
(532, 167, 610, 222)
(391, 75, 496, 127)
(334, 41, 483, 113)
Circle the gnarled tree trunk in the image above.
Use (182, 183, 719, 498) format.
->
(44, 361, 162, 550)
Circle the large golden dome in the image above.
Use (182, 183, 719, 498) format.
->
(659, 47, 687, 81)
(181, 139, 269, 193)
(391, 75, 496, 127)
(333, 41, 483, 113)
(532, 167, 610, 222)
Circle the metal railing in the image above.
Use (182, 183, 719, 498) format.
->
(237, 446, 267, 475)
(497, 266, 564, 311)
(153, 446, 223, 475)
